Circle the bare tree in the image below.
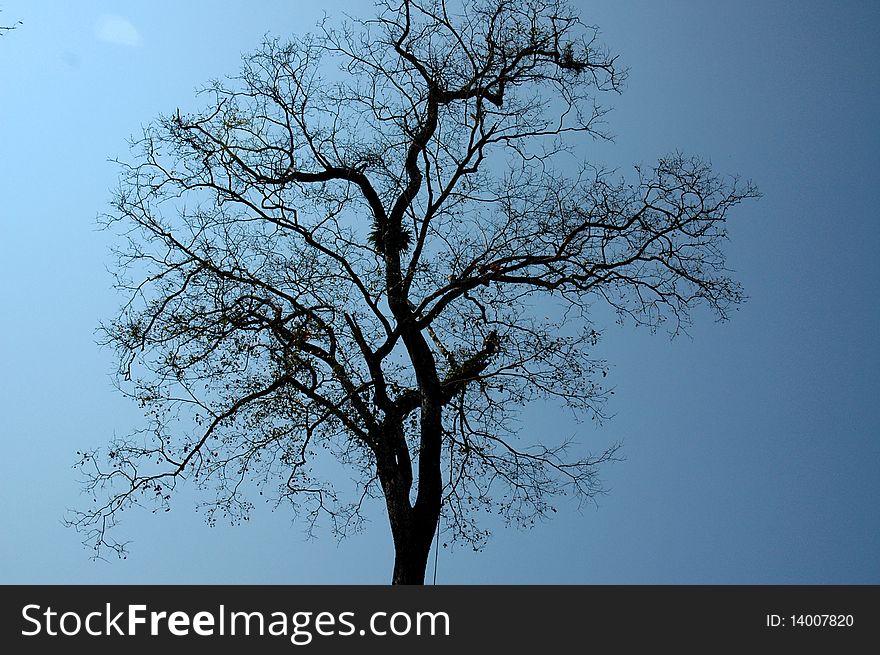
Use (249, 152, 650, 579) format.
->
(68, 0, 758, 584)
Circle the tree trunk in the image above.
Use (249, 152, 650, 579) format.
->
(375, 318, 445, 584)
(380, 437, 442, 585)
(389, 503, 440, 585)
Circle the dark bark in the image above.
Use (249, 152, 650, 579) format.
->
(378, 401, 443, 584)
(387, 493, 441, 585)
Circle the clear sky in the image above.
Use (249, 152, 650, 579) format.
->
(1, 1, 877, 584)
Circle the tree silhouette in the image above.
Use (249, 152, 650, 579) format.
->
(68, 0, 758, 584)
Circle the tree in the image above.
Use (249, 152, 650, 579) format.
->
(68, 0, 758, 584)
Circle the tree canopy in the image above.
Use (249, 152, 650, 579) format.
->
(68, 0, 758, 584)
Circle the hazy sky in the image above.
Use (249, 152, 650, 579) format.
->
(1, 1, 877, 584)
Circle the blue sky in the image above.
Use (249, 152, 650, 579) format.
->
(1, 1, 877, 584)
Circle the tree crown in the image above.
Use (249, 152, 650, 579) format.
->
(69, 0, 757, 563)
